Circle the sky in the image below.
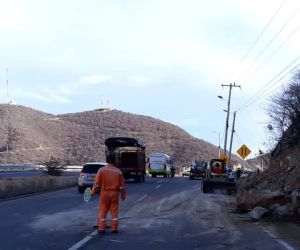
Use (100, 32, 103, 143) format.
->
(1, 0, 300, 159)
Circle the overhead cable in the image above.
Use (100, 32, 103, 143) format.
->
(227, 0, 286, 82)
(236, 56, 300, 112)
(241, 26, 300, 83)
(247, 5, 300, 70)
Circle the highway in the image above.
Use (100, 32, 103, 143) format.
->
(0, 177, 299, 250)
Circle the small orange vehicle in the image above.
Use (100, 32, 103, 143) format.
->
(202, 158, 236, 194)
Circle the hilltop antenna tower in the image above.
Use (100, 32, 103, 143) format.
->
(100, 95, 110, 109)
(6, 69, 14, 105)
(101, 95, 105, 109)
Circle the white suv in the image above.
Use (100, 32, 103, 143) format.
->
(78, 162, 106, 193)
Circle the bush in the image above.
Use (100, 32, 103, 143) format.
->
(41, 157, 64, 176)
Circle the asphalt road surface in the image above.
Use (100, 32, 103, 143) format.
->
(0, 177, 299, 250)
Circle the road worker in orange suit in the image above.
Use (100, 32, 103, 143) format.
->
(92, 154, 126, 234)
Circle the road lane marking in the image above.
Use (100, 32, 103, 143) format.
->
(261, 226, 295, 250)
(156, 180, 163, 184)
(67, 230, 97, 250)
(155, 184, 161, 189)
(109, 239, 125, 243)
(137, 194, 148, 202)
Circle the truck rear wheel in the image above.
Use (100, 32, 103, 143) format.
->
(78, 186, 85, 193)
(135, 172, 143, 183)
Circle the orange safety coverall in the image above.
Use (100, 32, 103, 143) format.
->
(92, 164, 125, 231)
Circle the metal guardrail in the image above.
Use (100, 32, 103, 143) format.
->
(63, 166, 82, 172)
(0, 165, 82, 172)
(0, 164, 43, 172)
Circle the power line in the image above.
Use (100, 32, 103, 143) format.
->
(241, 25, 300, 83)
(227, 0, 286, 82)
(237, 57, 300, 112)
(241, 5, 300, 80)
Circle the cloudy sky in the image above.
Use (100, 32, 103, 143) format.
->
(1, 0, 300, 159)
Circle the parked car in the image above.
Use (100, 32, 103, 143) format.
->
(77, 162, 106, 193)
(181, 166, 191, 177)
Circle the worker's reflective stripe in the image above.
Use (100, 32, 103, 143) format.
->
(112, 218, 118, 221)
(100, 218, 106, 221)
(99, 168, 122, 175)
(119, 186, 125, 190)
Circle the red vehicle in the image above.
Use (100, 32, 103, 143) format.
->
(202, 158, 236, 194)
(207, 159, 227, 178)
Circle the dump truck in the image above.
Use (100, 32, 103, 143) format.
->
(189, 160, 207, 180)
(202, 158, 236, 194)
(148, 153, 174, 178)
(105, 137, 146, 183)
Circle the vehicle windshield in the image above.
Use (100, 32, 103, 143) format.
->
(193, 162, 205, 169)
(82, 164, 104, 173)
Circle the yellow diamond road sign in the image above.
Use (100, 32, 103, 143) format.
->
(237, 144, 251, 159)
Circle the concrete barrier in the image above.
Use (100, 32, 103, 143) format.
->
(0, 176, 78, 199)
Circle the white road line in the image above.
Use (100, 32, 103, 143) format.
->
(261, 226, 295, 250)
(137, 194, 148, 202)
(156, 180, 163, 184)
(67, 230, 98, 250)
(155, 184, 162, 189)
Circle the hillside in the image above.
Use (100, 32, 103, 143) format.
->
(237, 127, 300, 214)
(0, 104, 244, 167)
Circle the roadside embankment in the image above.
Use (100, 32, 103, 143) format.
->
(0, 176, 77, 199)
(236, 171, 300, 220)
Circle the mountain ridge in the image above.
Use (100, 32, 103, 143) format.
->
(0, 104, 245, 168)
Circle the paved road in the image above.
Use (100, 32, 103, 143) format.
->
(0, 177, 299, 250)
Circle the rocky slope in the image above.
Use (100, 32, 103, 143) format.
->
(236, 135, 300, 218)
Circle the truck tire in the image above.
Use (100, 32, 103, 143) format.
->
(135, 172, 143, 183)
(152, 174, 156, 178)
(142, 174, 145, 182)
(190, 176, 194, 180)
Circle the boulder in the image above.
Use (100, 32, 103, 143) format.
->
(236, 184, 291, 211)
(248, 207, 268, 220)
(272, 204, 294, 217)
(291, 189, 300, 208)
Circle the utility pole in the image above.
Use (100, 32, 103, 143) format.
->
(218, 132, 221, 158)
(228, 111, 236, 165)
(221, 83, 240, 156)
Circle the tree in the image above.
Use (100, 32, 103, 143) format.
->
(268, 71, 300, 144)
(41, 156, 64, 176)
